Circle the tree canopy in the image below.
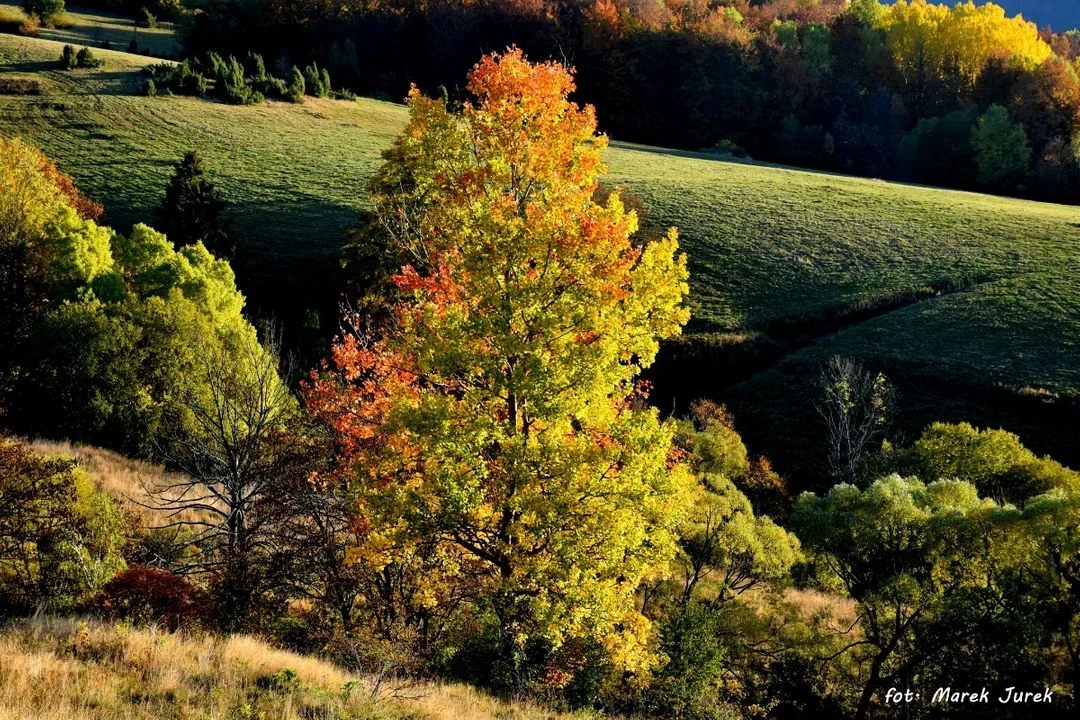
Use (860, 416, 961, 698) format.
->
(308, 48, 693, 678)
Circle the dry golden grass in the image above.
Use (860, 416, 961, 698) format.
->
(783, 588, 858, 626)
(28, 439, 218, 528)
(0, 619, 593, 720)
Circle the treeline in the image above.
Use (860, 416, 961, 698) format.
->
(179, 0, 1080, 202)
(6, 51, 1080, 720)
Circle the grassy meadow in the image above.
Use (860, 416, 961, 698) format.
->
(0, 618, 589, 720)
(2, 31, 1079, 479)
(0, 4, 181, 56)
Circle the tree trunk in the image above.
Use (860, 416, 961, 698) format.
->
(854, 655, 884, 720)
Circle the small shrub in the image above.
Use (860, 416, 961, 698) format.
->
(331, 88, 357, 101)
(245, 52, 267, 81)
(303, 62, 330, 98)
(145, 62, 207, 97)
(59, 44, 77, 70)
(143, 78, 156, 97)
(0, 438, 83, 614)
(215, 54, 263, 105)
(139, 7, 157, 29)
(94, 565, 204, 630)
(128, 38, 138, 54)
(18, 17, 40, 35)
(287, 66, 305, 103)
(75, 47, 103, 69)
(101, 39, 112, 51)
(253, 75, 286, 99)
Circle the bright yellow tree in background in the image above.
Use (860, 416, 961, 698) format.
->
(882, 0, 1051, 86)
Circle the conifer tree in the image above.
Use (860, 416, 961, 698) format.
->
(156, 151, 231, 258)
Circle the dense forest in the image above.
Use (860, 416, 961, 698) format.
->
(168, 0, 1080, 203)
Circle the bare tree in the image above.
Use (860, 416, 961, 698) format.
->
(141, 325, 296, 571)
(815, 356, 893, 484)
(261, 428, 365, 629)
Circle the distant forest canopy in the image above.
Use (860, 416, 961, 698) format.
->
(943, 0, 1080, 31)
(180, 0, 1080, 203)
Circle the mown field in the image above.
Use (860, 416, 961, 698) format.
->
(2, 31, 1079, 482)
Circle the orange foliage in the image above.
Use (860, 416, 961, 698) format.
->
(37, 155, 104, 221)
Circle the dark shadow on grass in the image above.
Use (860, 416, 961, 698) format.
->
(0, 59, 60, 74)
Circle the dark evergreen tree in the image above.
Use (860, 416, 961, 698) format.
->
(156, 151, 232, 258)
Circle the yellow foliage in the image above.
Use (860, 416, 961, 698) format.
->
(881, 0, 1051, 86)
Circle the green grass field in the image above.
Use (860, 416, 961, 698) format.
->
(3, 32, 1079, 481)
(0, 4, 181, 56)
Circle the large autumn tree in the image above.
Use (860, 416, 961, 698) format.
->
(309, 49, 692, 677)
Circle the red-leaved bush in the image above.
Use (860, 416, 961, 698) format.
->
(94, 565, 204, 631)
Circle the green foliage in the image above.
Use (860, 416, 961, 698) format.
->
(801, 23, 832, 73)
(887, 422, 1080, 505)
(287, 66, 305, 103)
(156, 150, 230, 256)
(75, 47, 103, 69)
(677, 473, 801, 605)
(0, 438, 82, 613)
(215, 54, 263, 105)
(23, 0, 64, 25)
(0, 438, 128, 613)
(1008, 490, 1080, 693)
(144, 60, 208, 97)
(59, 44, 76, 69)
(793, 476, 1014, 718)
(897, 110, 977, 187)
(244, 51, 265, 80)
(773, 20, 799, 49)
(1, 137, 275, 455)
(676, 403, 749, 481)
(972, 104, 1032, 190)
(68, 469, 129, 596)
(142, 77, 156, 97)
(654, 603, 744, 720)
(60, 45, 103, 70)
(847, 0, 885, 26)
(303, 62, 329, 98)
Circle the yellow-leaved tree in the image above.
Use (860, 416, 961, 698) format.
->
(308, 48, 693, 681)
(882, 0, 1051, 87)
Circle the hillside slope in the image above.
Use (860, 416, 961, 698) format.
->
(0, 618, 584, 720)
(3, 33, 1079, 479)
